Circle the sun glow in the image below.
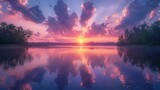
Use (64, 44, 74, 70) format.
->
(78, 36, 85, 44)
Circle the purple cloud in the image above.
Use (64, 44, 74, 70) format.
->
(116, 0, 160, 30)
(3, 0, 45, 23)
(86, 22, 107, 37)
(46, 0, 79, 36)
(80, 1, 95, 26)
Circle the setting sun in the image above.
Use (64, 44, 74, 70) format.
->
(78, 36, 85, 44)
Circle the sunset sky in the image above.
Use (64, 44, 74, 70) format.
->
(0, 0, 160, 43)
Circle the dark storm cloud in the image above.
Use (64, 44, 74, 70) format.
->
(116, 0, 160, 30)
(80, 1, 95, 26)
(3, 0, 45, 23)
(46, 0, 79, 36)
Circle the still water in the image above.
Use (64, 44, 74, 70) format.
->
(0, 46, 160, 90)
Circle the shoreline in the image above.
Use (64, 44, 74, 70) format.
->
(0, 44, 160, 48)
(0, 42, 117, 48)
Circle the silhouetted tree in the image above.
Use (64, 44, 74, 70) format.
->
(0, 22, 32, 44)
(118, 21, 160, 45)
(118, 35, 124, 45)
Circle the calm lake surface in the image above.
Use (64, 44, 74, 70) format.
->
(0, 46, 160, 90)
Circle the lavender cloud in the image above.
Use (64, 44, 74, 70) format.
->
(86, 22, 107, 37)
(47, 0, 109, 37)
(80, 1, 95, 26)
(46, 0, 79, 36)
(54, 0, 69, 26)
(3, 0, 45, 23)
(116, 0, 160, 30)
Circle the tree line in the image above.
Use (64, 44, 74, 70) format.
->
(118, 21, 160, 45)
(0, 22, 32, 44)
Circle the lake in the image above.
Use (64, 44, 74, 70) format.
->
(0, 46, 160, 90)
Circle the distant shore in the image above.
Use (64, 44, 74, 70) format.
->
(0, 42, 117, 48)
(0, 42, 160, 48)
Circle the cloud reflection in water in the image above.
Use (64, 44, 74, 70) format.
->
(0, 46, 160, 90)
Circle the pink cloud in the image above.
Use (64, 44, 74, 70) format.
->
(19, 0, 28, 5)
(149, 10, 156, 20)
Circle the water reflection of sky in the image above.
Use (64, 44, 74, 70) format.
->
(0, 46, 160, 90)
